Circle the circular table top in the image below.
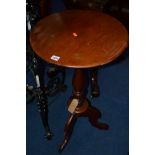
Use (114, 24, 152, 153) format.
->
(30, 10, 128, 68)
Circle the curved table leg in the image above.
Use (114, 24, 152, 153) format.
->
(59, 114, 77, 152)
(85, 101, 109, 130)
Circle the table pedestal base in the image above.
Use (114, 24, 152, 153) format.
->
(59, 69, 109, 152)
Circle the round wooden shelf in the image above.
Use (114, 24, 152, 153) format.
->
(30, 10, 128, 68)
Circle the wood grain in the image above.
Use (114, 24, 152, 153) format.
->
(30, 10, 128, 68)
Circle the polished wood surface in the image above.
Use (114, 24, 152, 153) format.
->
(30, 10, 128, 68)
(30, 10, 128, 152)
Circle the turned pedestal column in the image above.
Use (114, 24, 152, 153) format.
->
(59, 68, 109, 151)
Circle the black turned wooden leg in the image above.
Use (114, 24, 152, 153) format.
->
(36, 87, 53, 140)
(33, 56, 53, 140)
(90, 68, 100, 97)
(47, 66, 67, 92)
(60, 67, 67, 91)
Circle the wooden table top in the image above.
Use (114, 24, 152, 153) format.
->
(30, 10, 128, 68)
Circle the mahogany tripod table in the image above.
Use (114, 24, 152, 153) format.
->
(30, 10, 128, 152)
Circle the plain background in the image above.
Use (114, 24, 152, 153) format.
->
(0, 0, 155, 155)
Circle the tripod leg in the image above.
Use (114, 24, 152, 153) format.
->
(87, 105, 109, 130)
(59, 114, 77, 152)
(59, 69, 87, 152)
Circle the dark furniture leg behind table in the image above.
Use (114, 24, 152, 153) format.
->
(90, 67, 100, 97)
(32, 55, 53, 139)
(27, 0, 52, 139)
(59, 68, 109, 152)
